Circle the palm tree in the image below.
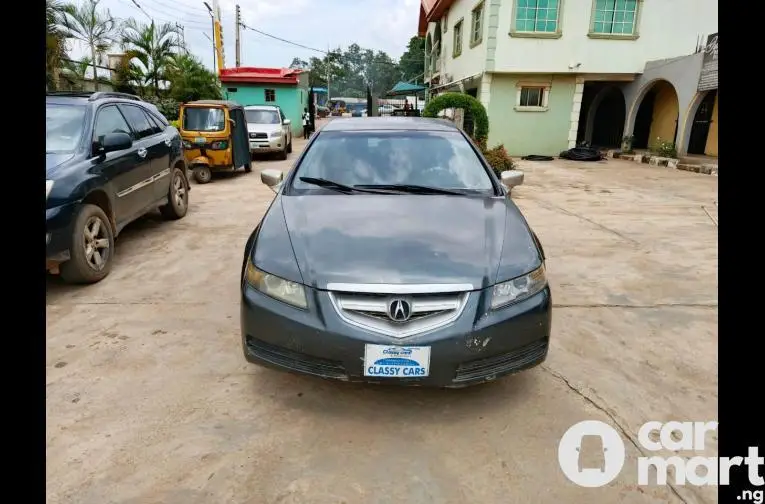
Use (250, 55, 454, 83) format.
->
(61, 57, 92, 90)
(61, 0, 116, 92)
(121, 19, 180, 96)
(166, 53, 221, 102)
(46, 0, 68, 90)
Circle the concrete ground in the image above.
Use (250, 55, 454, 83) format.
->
(46, 123, 718, 504)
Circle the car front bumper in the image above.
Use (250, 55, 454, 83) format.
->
(46, 202, 78, 264)
(241, 283, 552, 388)
(249, 136, 284, 153)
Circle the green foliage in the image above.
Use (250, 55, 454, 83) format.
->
(166, 53, 221, 103)
(421, 92, 490, 143)
(46, 0, 68, 90)
(482, 144, 515, 177)
(621, 134, 635, 154)
(60, 0, 116, 92)
(120, 18, 181, 96)
(142, 96, 180, 121)
(398, 36, 426, 83)
(650, 137, 677, 158)
(170, 119, 180, 129)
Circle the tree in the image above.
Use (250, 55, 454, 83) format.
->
(61, 57, 92, 90)
(398, 36, 426, 83)
(289, 57, 308, 69)
(166, 53, 222, 103)
(61, 0, 116, 92)
(121, 19, 180, 96)
(46, 0, 69, 90)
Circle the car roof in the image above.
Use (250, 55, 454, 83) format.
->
(185, 99, 243, 109)
(321, 117, 459, 132)
(244, 105, 280, 110)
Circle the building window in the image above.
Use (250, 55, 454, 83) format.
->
(453, 19, 463, 58)
(591, 0, 639, 35)
(226, 87, 238, 93)
(264, 89, 276, 102)
(516, 85, 550, 111)
(470, 1, 484, 47)
(514, 0, 561, 33)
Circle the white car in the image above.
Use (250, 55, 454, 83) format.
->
(378, 104, 397, 115)
(244, 105, 293, 160)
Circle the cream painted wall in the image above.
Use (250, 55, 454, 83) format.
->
(704, 92, 718, 156)
(428, 0, 717, 76)
(424, 0, 488, 85)
(647, 81, 679, 146)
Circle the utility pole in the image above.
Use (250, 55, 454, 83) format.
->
(326, 45, 331, 106)
(235, 4, 241, 67)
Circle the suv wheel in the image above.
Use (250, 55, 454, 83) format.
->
(287, 136, 293, 154)
(60, 204, 115, 284)
(160, 167, 189, 220)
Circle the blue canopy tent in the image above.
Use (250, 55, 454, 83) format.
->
(385, 81, 427, 116)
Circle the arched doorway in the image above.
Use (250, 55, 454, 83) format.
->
(590, 87, 625, 148)
(688, 90, 717, 155)
(631, 80, 679, 150)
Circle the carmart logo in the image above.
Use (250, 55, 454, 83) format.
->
(557, 420, 626, 487)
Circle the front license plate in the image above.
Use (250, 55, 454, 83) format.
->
(194, 137, 206, 145)
(363, 344, 431, 378)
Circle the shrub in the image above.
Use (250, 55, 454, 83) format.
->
(482, 144, 515, 177)
(650, 137, 677, 158)
(422, 92, 489, 144)
(142, 96, 180, 121)
(169, 119, 180, 129)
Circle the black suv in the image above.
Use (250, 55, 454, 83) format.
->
(46, 92, 190, 284)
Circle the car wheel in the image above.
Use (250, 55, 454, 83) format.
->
(160, 167, 189, 220)
(287, 136, 293, 153)
(244, 162, 252, 173)
(194, 166, 212, 184)
(278, 147, 288, 160)
(60, 204, 115, 284)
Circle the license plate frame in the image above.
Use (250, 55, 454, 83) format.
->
(363, 344, 431, 378)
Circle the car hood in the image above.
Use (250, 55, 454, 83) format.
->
(247, 123, 281, 133)
(267, 194, 540, 290)
(46, 153, 74, 177)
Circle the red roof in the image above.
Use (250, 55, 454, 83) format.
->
(219, 67, 303, 85)
(418, 0, 456, 36)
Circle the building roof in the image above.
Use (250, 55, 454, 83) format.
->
(219, 67, 304, 85)
(418, 0, 456, 36)
(322, 117, 458, 132)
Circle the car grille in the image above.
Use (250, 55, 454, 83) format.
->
(453, 340, 548, 383)
(245, 336, 348, 379)
(249, 132, 267, 139)
(328, 286, 470, 339)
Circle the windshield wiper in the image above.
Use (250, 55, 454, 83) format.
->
(353, 184, 467, 195)
(299, 177, 390, 194)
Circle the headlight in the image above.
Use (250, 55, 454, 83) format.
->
(46, 180, 54, 199)
(245, 259, 307, 308)
(270, 131, 282, 138)
(491, 265, 547, 309)
(210, 140, 228, 149)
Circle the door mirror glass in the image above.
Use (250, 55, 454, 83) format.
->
(283, 119, 291, 125)
(101, 132, 133, 153)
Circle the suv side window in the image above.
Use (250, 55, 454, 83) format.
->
(119, 104, 153, 140)
(93, 105, 132, 148)
(143, 109, 163, 135)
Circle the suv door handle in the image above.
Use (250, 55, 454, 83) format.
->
(137, 148, 147, 158)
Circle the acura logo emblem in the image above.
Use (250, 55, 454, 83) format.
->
(387, 298, 412, 322)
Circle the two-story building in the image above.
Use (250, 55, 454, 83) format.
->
(418, 0, 718, 157)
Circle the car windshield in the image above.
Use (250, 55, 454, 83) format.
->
(183, 107, 226, 131)
(246, 109, 281, 124)
(291, 130, 495, 193)
(46, 104, 86, 153)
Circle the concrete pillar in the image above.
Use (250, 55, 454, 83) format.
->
(567, 77, 585, 149)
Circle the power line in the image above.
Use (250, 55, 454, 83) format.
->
(118, 0, 208, 29)
(141, 0, 206, 17)
(239, 22, 327, 54)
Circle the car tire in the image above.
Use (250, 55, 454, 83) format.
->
(278, 147, 288, 160)
(194, 166, 212, 184)
(244, 162, 252, 173)
(287, 138, 293, 153)
(159, 167, 189, 220)
(60, 204, 115, 284)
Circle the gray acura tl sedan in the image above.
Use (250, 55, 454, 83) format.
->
(240, 117, 551, 387)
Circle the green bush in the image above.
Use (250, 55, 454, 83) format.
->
(482, 144, 515, 177)
(169, 119, 180, 129)
(142, 96, 180, 121)
(422, 92, 489, 144)
(650, 137, 677, 158)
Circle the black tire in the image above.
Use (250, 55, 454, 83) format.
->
(60, 204, 115, 284)
(244, 162, 252, 173)
(160, 167, 189, 220)
(286, 138, 293, 154)
(194, 166, 212, 184)
(278, 147, 288, 160)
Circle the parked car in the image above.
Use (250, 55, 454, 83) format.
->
(348, 103, 367, 117)
(240, 117, 549, 387)
(244, 105, 293, 160)
(378, 104, 396, 115)
(46, 91, 189, 284)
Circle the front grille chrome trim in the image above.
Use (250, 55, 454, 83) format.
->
(328, 288, 470, 339)
(325, 283, 474, 294)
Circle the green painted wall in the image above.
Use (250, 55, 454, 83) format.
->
(486, 74, 576, 157)
(222, 82, 309, 137)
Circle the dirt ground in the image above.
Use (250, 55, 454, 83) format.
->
(46, 122, 718, 504)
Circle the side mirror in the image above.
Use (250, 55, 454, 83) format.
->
(501, 169, 524, 189)
(229, 118, 236, 128)
(101, 132, 132, 154)
(283, 119, 291, 125)
(261, 168, 284, 187)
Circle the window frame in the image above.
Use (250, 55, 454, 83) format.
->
(510, 0, 564, 39)
(118, 104, 155, 140)
(453, 18, 464, 58)
(264, 89, 276, 102)
(588, 0, 642, 40)
(514, 82, 551, 112)
(91, 104, 133, 155)
(469, 1, 485, 48)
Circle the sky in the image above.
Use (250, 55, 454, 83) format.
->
(68, 0, 421, 75)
